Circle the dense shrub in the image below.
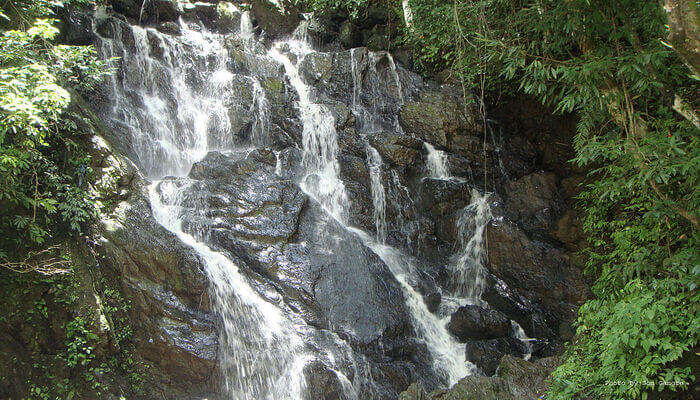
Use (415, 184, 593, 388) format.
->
(0, 0, 110, 265)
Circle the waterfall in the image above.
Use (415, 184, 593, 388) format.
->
(424, 142, 452, 180)
(268, 40, 349, 223)
(96, 17, 319, 399)
(366, 146, 387, 244)
(511, 320, 533, 361)
(150, 180, 310, 399)
(451, 190, 491, 302)
(95, 6, 488, 397)
(349, 228, 474, 386)
(270, 33, 475, 387)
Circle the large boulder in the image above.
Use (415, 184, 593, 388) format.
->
(447, 305, 511, 341)
(303, 361, 351, 400)
(155, 149, 417, 355)
(399, 355, 558, 400)
(504, 171, 562, 234)
(97, 182, 217, 397)
(251, 0, 301, 39)
(486, 217, 587, 337)
(398, 85, 481, 150)
(464, 337, 526, 376)
(110, 0, 142, 19)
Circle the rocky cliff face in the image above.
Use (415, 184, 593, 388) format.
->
(2, 1, 589, 399)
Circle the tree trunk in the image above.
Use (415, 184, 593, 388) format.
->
(662, 0, 700, 78)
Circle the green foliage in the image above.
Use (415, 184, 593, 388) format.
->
(0, 258, 146, 399)
(0, 0, 111, 262)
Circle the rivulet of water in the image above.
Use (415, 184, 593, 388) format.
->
(451, 189, 492, 302)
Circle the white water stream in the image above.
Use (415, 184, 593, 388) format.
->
(92, 6, 521, 397)
(269, 31, 476, 387)
(97, 15, 314, 399)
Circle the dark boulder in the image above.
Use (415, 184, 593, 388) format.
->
(368, 132, 421, 169)
(399, 355, 559, 400)
(398, 85, 481, 150)
(504, 171, 562, 234)
(97, 185, 217, 395)
(171, 149, 411, 347)
(447, 305, 510, 341)
(304, 361, 350, 400)
(110, 0, 141, 20)
(464, 337, 526, 376)
(486, 217, 588, 337)
(251, 0, 301, 39)
(424, 291, 441, 313)
(58, 7, 95, 45)
(152, 0, 181, 22)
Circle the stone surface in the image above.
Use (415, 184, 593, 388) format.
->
(486, 217, 587, 337)
(464, 337, 526, 376)
(303, 361, 350, 400)
(399, 355, 558, 400)
(251, 0, 301, 39)
(398, 85, 481, 149)
(97, 186, 218, 394)
(504, 171, 562, 234)
(447, 305, 511, 341)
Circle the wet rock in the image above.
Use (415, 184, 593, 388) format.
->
(152, 0, 181, 22)
(96, 17, 116, 38)
(299, 51, 345, 96)
(215, 3, 243, 33)
(464, 337, 526, 376)
(157, 21, 181, 35)
(447, 305, 510, 341)
(303, 361, 350, 400)
(504, 171, 562, 234)
(368, 132, 421, 169)
(486, 217, 587, 337)
(418, 178, 473, 244)
(110, 0, 141, 19)
(481, 275, 554, 339)
(98, 187, 217, 393)
(399, 355, 558, 400)
(58, 7, 95, 45)
(399, 85, 481, 149)
(339, 20, 362, 48)
(174, 150, 411, 346)
(424, 291, 441, 313)
(182, 2, 218, 26)
(398, 383, 426, 400)
(251, 0, 301, 39)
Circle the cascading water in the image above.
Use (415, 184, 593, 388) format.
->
(268, 40, 349, 223)
(270, 30, 475, 388)
(349, 228, 474, 386)
(451, 189, 492, 302)
(92, 4, 513, 397)
(366, 146, 388, 243)
(95, 15, 314, 399)
(150, 179, 309, 399)
(424, 142, 451, 180)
